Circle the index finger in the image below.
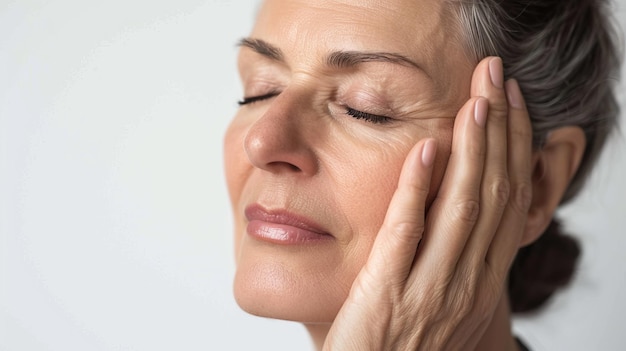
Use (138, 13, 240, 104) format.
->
(365, 138, 437, 282)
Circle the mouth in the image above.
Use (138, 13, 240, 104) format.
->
(244, 203, 333, 245)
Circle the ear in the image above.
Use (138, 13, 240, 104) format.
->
(521, 126, 586, 247)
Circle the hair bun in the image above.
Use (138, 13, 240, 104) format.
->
(508, 218, 581, 313)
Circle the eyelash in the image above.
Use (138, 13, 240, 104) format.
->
(237, 91, 280, 105)
(345, 107, 391, 124)
(238, 93, 392, 124)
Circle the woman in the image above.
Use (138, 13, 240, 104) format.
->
(224, 0, 621, 349)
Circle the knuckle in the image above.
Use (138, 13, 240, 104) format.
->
(510, 181, 533, 213)
(450, 284, 475, 318)
(489, 177, 510, 208)
(457, 293, 475, 318)
(511, 122, 532, 142)
(426, 284, 449, 315)
(387, 220, 425, 242)
(405, 181, 430, 199)
(466, 138, 486, 159)
(453, 198, 480, 223)
(489, 99, 509, 119)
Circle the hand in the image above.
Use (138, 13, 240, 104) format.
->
(323, 57, 533, 350)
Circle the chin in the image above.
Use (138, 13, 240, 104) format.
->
(233, 237, 351, 323)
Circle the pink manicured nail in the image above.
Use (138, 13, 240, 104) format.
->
(505, 79, 524, 109)
(421, 139, 437, 167)
(474, 98, 488, 127)
(489, 57, 504, 89)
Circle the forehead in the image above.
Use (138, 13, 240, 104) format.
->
(254, 0, 449, 42)
(251, 0, 471, 101)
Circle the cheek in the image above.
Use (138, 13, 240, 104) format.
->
(328, 120, 453, 270)
(333, 153, 399, 241)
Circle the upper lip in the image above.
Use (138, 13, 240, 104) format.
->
(245, 203, 331, 236)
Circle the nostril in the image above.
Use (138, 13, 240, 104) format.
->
(267, 161, 302, 173)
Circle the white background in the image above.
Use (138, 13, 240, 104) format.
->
(1, 1, 625, 350)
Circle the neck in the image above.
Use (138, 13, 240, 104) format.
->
(305, 294, 520, 351)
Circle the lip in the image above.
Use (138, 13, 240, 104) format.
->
(244, 204, 333, 245)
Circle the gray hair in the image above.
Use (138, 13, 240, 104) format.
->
(449, 0, 623, 204)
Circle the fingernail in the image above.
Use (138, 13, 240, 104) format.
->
(421, 139, 437, 167)
(505, 79, 524, 109)
(489, 57, 503, 89)
(474, 98, 488, 127)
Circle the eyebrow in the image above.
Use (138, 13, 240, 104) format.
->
(238, 38, 284, 61)
(237, 37, 427, 74)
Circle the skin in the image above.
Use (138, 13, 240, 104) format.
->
(227, 0, 468, 321)
(224, 0, 587, 349)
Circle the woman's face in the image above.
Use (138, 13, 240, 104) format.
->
(224, 0, 473, 323)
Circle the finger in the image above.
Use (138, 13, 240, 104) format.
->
(487, 79, 533, 278)
(366, 138, 437, 281)
(461, 57, 510, 268)
(412, 96, 487, 276)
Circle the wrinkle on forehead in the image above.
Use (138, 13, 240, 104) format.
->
(255, 0, 449, 60)
(254, 0, 471, 108)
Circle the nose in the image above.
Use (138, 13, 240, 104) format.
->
(243, 91, 319, 175)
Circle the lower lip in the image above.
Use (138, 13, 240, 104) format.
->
(247, 220, 333, 245)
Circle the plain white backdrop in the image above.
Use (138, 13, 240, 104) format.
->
(1, 1, 625, 350)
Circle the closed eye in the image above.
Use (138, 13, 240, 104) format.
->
(346, 107, 391, 124)
(238, 91, 280, 106)
(238, 92, 392, 125)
